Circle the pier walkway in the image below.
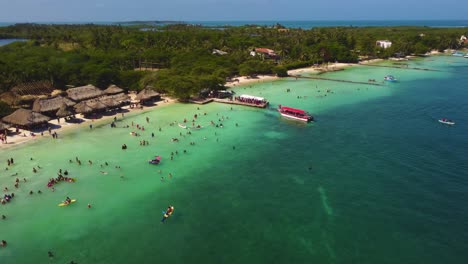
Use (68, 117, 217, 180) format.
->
(357, 63, 441, 72)
(290, 75, 384, 86)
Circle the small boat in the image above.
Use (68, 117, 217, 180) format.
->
(438, 119, 455, 125)
(452, 51, 465, 57)
(178, 123, 187, 129)
(278, 105, 313, 122)
(58, 199, 76, 207)
(384, 75, 397, 82)
(149, 155, 162, 165)
(464, 55, 468, 58)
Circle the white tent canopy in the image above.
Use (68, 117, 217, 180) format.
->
(239, 94, 265, 101)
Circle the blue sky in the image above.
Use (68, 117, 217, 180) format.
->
(0, 0, 467, 22)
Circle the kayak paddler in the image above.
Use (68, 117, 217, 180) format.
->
(161, 205, 174, 223)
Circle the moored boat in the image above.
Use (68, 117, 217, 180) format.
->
(278, 105, 313, 122)
(438, 118, 455, 125)
(384, 75, 397, 82)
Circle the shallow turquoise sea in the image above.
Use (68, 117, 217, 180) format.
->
(1, 56, 467, 263)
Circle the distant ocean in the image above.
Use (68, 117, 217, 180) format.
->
(1, 20, 468, 29)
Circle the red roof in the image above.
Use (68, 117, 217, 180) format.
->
(255, 48, 275, 54)
(281, 106, 305, 114)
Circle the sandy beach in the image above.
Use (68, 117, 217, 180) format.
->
(225, 60, 387, 88)
(0, 96, 177, 150)
(0, 59, 390, 150)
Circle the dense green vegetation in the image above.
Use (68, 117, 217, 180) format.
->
(0, 23, 466, 100)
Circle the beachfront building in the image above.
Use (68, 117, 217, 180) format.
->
(2, 108, 50, 129)
(66, 84, 104, 102)
(376, 40, 392, 49)
(32, 96, 76, 117)
(250, 48, 277, 59)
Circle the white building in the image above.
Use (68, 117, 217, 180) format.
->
(376, 40, 392, 49)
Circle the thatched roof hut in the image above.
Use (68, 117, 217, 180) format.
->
(56, 103, 74, 118)
(110, 93, 131, 103)
(99, 97, 121, 108)
(32, 96, 76, 114)
(87, 100, 108, 111)
(2, 108, 50, 128)
(11, 81, 54, 96)
(66, 85, 104, 102)
(74, 102, 94, 114)
(104, 85, 124, 95)
(135, 88, 160, 103)
(0, 122, 10, 130)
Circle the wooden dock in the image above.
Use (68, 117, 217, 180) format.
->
(290, 75, 384, 86)
(213, 98, 269, 108)
(188, 98, 214, 105)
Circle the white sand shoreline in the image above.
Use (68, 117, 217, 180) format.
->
(0, 57, 416, 150)
(1, 97, 177, 150)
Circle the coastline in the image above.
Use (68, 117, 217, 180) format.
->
(0, 97, 177, 150)
(0, 57, 409, 150)
(225, 60, 384, 88)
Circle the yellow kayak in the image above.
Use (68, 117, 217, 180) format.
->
(58, 199, 76, 207)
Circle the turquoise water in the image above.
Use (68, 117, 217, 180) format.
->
(1, 56, 467, 263)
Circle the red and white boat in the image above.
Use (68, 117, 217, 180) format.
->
(278, 105, 313, 122)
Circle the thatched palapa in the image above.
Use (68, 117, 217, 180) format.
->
(74, 102, 94, 114)
(0, 122, 10, 130)
(99, 97, 121, 108)
(11, 81, 54, 96)
(66, 85, 104, 102)
(135, 88, 160, 103)
(32, 96, 76, 115)
(87, 100, 107, 111)
(2, 108, 50, 128)
(104, 85, 124, 95)
(56, 103, 74, 118)
(109, 93, 131, 103)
